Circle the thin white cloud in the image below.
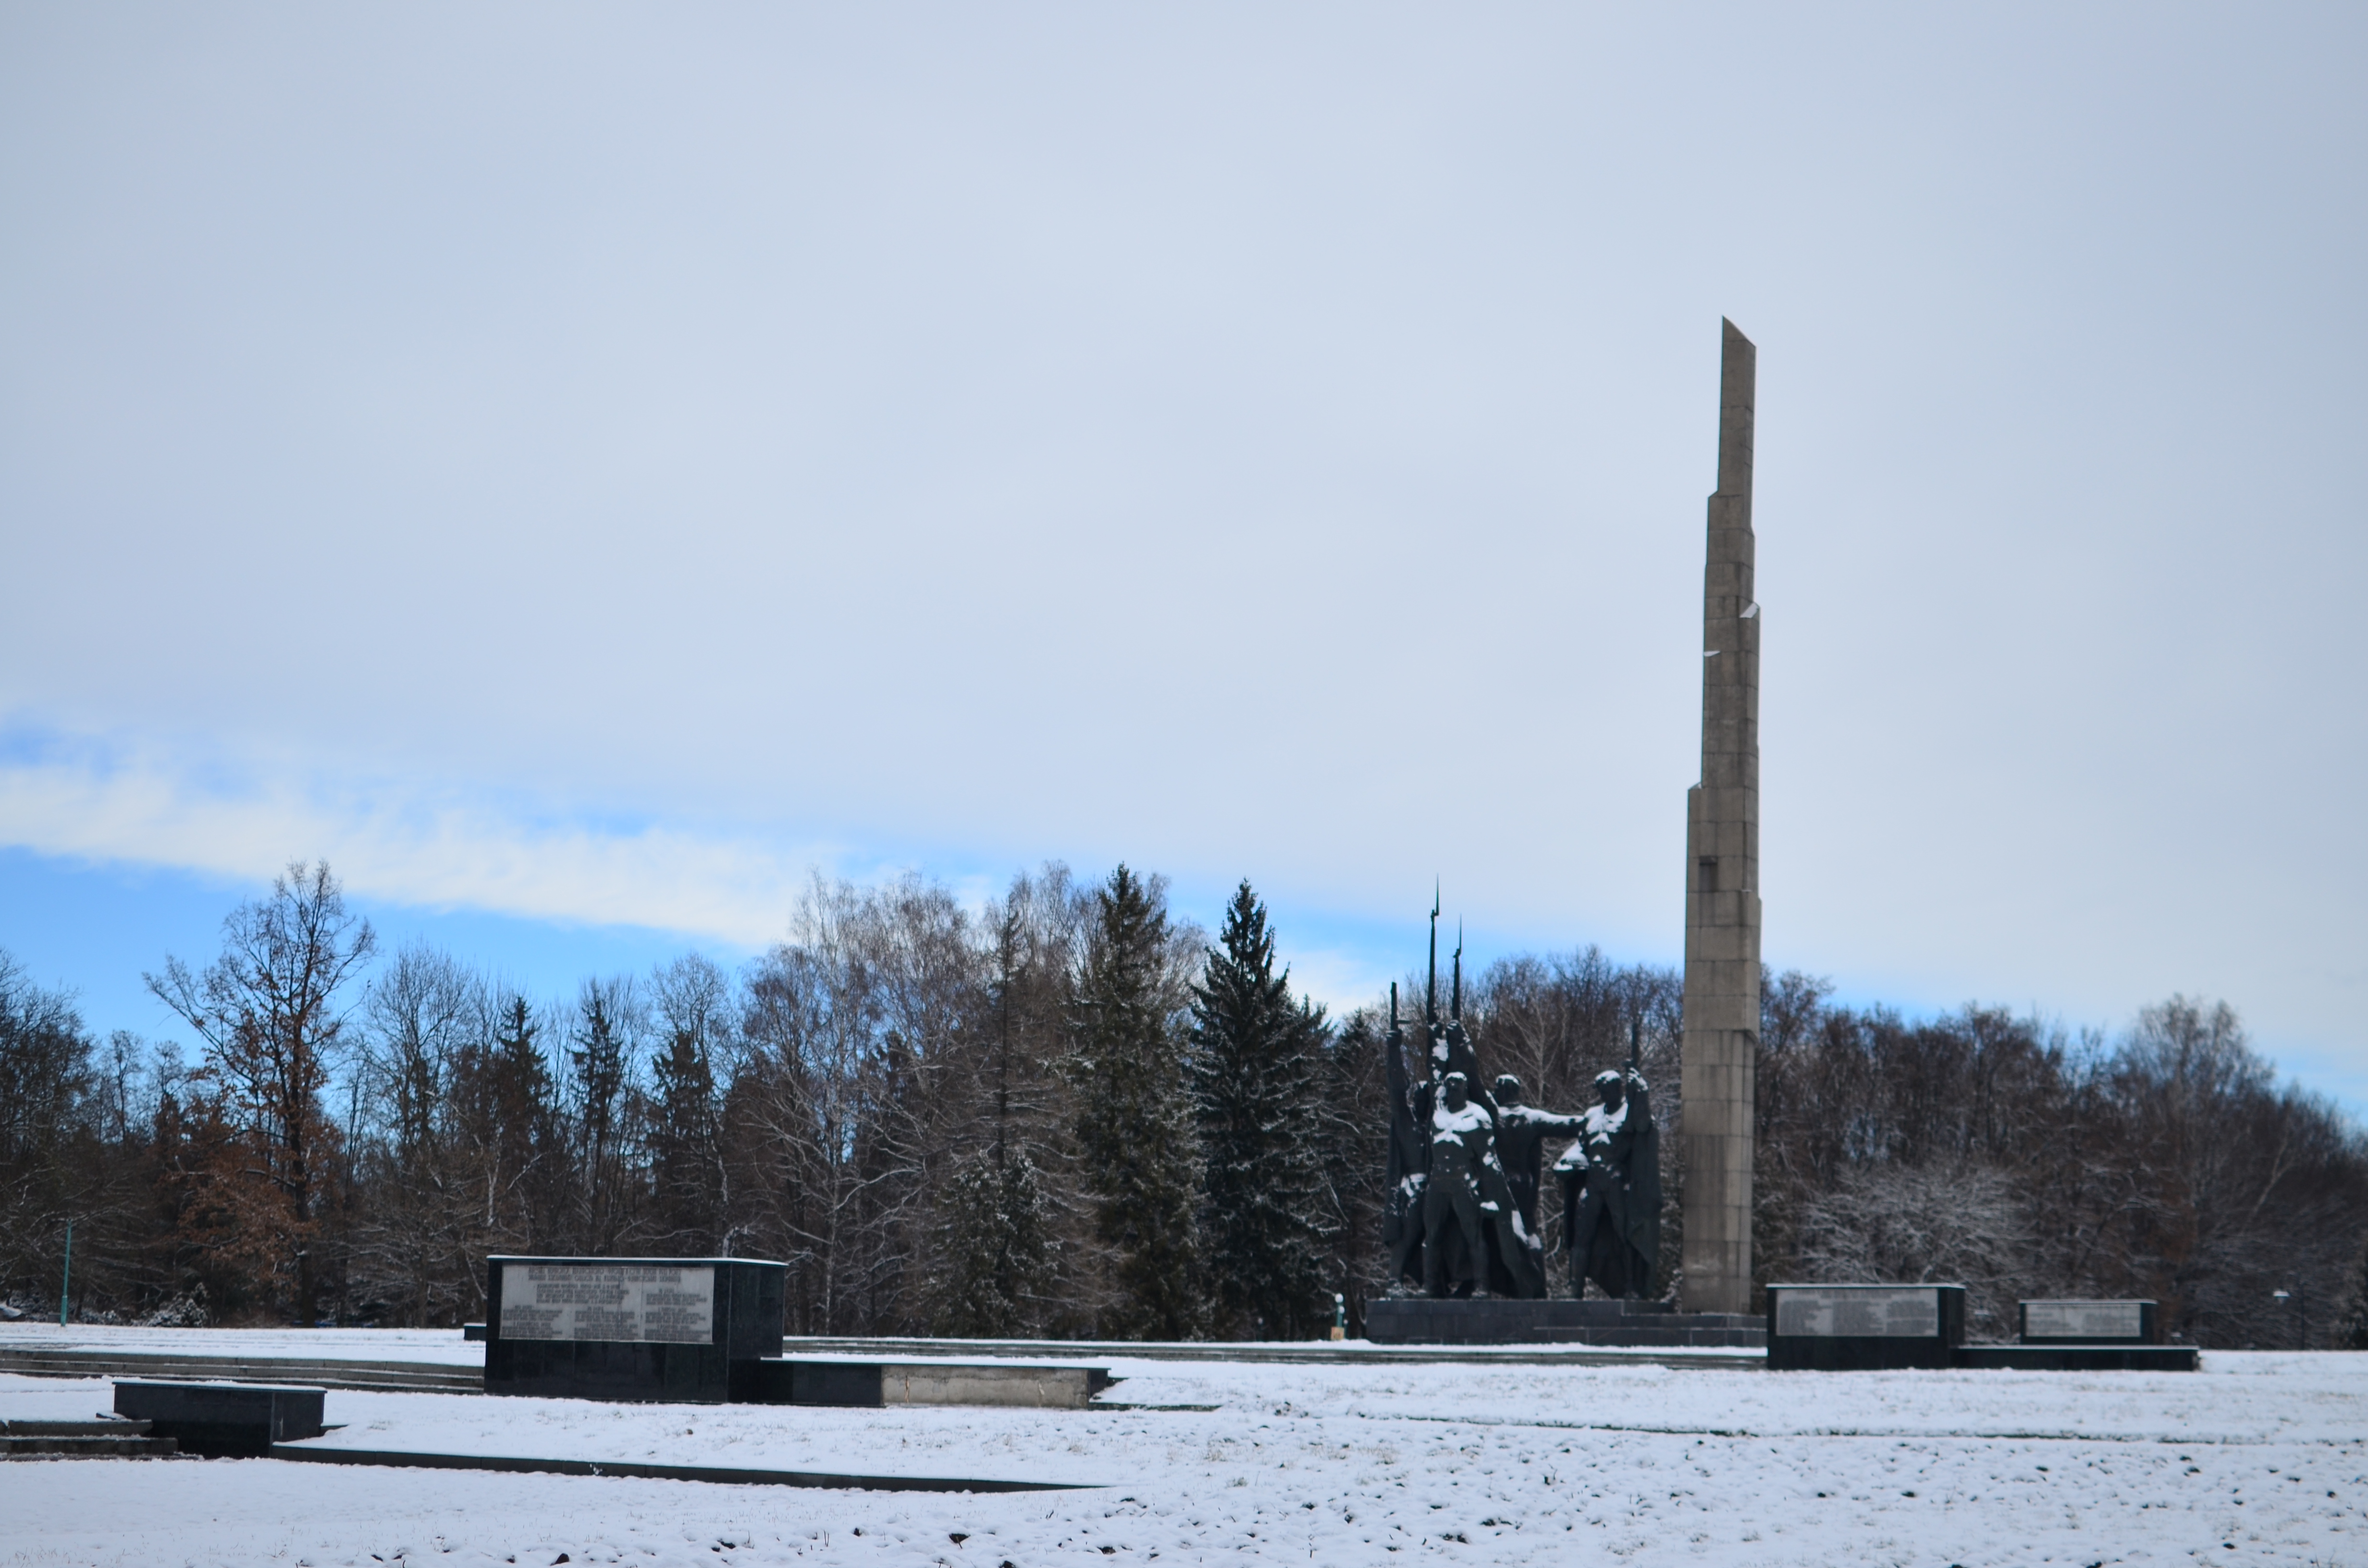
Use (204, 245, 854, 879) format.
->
(0, 731, 832, 948)
(1279, 945, 1396, 1021)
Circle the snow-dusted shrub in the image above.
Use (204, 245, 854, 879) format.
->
(141, 1290, 210, 1328)
(1790, 1158, 2036, 1338)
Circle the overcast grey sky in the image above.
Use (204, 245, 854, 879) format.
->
(2, 6, 2362, 1098)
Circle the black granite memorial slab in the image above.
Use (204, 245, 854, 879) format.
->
(2018, 1299, 2157, 1344)
(484, 1255, 787, 1403)
(740, 1358, 882, 1406)
(113, 1380, 325, 1455)
(1765, 1283, 1966, 1371)
(733, 1358, 1118, 1408)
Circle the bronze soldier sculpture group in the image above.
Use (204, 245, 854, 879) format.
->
(1383, 903, 1660, 1301)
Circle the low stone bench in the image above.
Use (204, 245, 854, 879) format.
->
(113, 1381, 325, 1455)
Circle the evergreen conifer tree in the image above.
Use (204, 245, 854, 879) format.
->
(648, 1021, 721, 1250)
(646, 953, 730, 1252)
(1310, 1008, 1390, 1333)
(2340, 1241, 2368, 1351)
(1191, 880, 1328, 1338)
(488, 995, 563, 1249)
(1065, 865, 1204, 1339)
(566, 982, 633, 1254)
(932, 1146, 1054, 1337)
(929, 907, 1063, 1336)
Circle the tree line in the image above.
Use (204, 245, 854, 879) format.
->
(3, 858, 2364, 1348)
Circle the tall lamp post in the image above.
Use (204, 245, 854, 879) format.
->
(2273, 1287, 2306, 1350)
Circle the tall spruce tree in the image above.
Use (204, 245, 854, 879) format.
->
(1065, 865, 1204, 1339)
(647, 956, 728, 1253)
(647, 1025, 718, 1248)
(489, 996, 563, 1249)
(566, 980, 636, 1255)
(2341, 1241, 2368, 1351)
(1191, 880, 1328, 1338)
(929, 908, 1061, 1336)
(1311, 1008, 1391, 1334)
(931, 1146, 1054, 1337)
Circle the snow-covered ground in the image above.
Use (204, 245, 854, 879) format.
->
(0, 1323, 485, 1366)
(3, 1347, 2363, 1565)
(0, 1323, 1753, 1369)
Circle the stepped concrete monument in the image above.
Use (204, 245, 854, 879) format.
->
(1679, 319, 1762, 1317)
(1363, 321, 1774, 1349)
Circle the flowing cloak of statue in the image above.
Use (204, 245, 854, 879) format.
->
(1381, 1020, 1431, 1287)
(1554, 1077, 1661, 1299)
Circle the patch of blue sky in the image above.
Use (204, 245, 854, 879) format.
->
(0, 847, 752, 1048)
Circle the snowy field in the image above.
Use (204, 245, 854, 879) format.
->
(0, 1323, 1752, 1369)
(2, 1348, 2363, 1566)
(0, 1323, 486, 1366)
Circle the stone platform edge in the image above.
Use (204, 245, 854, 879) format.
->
(0, 1335, 1771, 1391)
(269, 1444, 1096, 1491)
(1953, 1343, 2198, 1372)
(1362, 1298, 1768, 1348)
(780, 1334, 1764, 1369)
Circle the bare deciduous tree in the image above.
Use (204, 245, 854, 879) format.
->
(354, 944, 480, 1324)
(146, 861, 374, 1321)
(17, 864, 2360, 1351)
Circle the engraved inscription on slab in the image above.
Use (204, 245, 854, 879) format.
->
(2024, 1300, 2143, 1340)
(499, 1263, 715, 1344)
(1776, 1286, 1939, 1338)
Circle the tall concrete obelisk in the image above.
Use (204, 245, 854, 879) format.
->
(1679, 318, 1761, 1317)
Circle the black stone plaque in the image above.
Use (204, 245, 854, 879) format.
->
(2018, 1299, 2157, 1344)
(1765, 1283, 1967, 1371)
(484, 1255, 787, 1403)
(741, 1359, 884, 1407)
(113, 1380, 325, 1455)
(728, 1358, 1117, 1408)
